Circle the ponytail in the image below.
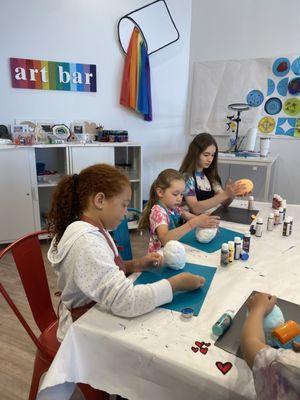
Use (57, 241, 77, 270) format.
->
(47, 175, 78, 246)
(138, 181, 158, 231)
(47, 163, 130, 247)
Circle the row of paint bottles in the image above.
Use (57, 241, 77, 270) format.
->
(220, 234, 250, 266)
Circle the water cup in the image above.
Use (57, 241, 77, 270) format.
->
(260, 137, 270, 157)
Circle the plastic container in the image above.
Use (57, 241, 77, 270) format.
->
(212, 310, 234, 337)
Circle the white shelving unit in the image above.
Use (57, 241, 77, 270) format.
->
(0, 142, 142, 243)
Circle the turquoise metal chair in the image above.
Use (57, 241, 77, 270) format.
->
(112, 208, 142, 260)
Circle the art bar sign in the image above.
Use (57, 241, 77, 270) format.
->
(10, 57, 97, 92)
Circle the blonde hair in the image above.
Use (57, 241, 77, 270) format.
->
(138, 169, 184, 231)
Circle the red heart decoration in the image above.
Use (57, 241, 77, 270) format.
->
(191, 346, 199, 353)
(200, 347, 208, 355)
(204, 342, 211, 347)
(195, 341, 204, 348)
(215, 361, 233, 375)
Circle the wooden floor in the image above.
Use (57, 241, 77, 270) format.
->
(0, 231, 149, 400)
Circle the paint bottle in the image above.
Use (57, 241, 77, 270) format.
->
(272, 194, 282, 209)
(228, 241, 234, 263)
(278, 207, 284, 224)
(274, 210, 280, 226)
(220, 243, 229, 267)
(248, 196, 254, 211)
(282, 218, 290, 237)
(289, 217, 293, 236)
(255, 218, 263, 237)
(212, 310, 234, 337)
(234, 237, 242, 260)
(240, 249, 249, 261)
(282, 199, 287, 220)
(267, 213, 275, 231)
(242, 231, 251, 252)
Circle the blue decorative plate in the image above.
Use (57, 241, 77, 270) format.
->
(272, 57, 290, 77)
(246, 90, 264, 107)
(264, 97, 282, 115)
(267, 79, 275, 96)
(288, 77, 300, 95)
(277, 77, 289, 96)
(291, 57, 300, 76)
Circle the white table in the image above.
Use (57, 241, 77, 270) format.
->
(218, 154, 279, 201)
(38, 201, 300, 400)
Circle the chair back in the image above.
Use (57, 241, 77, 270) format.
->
(112, 208, 141, 261)
(0, 231, 57, 333)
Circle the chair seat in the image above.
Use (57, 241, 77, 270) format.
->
(38, 320, 60, 359)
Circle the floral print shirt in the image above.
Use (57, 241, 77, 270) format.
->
(148, 204, 182, 253)
(253, 347, 300, 399)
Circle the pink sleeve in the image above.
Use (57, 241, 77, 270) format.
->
(149, 205, 169, 232)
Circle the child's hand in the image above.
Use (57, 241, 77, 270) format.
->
(246, 293, 277, 316)
(190, 214, 220, 229)
(292, 341, 300, 352)
(168, 272, 206, 292)
(225, 179, 247, 198)
(138, 253, 163, 270)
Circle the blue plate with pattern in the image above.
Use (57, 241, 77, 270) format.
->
(264, 97, 282, 115)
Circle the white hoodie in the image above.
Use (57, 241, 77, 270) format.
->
(48, 221, 173, 341)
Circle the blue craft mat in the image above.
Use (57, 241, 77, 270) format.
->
(179, 227, 243, 253)
(134, 262, 216, 316)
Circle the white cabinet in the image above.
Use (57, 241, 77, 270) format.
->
(0, 148, 39, 243)
(69, 146, 115, 173)
(0, 143, 142, 241)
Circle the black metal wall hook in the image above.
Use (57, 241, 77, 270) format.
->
(117, 0, 180, 56)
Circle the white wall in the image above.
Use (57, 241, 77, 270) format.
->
(0, 0, 192, 198)
(189, 0, 300, 203)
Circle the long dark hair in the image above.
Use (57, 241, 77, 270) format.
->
(138, 169, 184, 231)
(179, 133, 221, 186)
(47, 163, 130, 246)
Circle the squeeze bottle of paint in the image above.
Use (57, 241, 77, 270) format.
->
(220, 243, 229, 267)
(242, 231, 251, 252)
(274, 210, 280, 225)
(248, 196, 254, 211)
(267, 213, 275, 231)
(289, 217, 293, 236)
(234, 237, 242, 260)
(228, 241, 234, 263)
(212, 310, 234, 337)
(282, 199, 287, 220)
(255, 218, 263, 237)
(282, 218, 290, 237)
(240, 249, 249, 261)
(278, 207, 284, 224)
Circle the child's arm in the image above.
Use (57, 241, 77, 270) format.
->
(185, 180, 246, 214)
(240, 293, 277, 368)
(156, 214, 220, 246)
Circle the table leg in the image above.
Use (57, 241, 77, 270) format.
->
(264, 165, 272, 202)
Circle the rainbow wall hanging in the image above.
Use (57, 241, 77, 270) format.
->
(10, 57, 97, 92)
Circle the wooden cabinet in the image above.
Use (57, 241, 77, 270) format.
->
(0, 143, 142, 242)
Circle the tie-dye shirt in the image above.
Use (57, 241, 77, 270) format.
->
(148, 204, 182, 253)
(253, 347, 300, 399)
(184, 171, 222, 197)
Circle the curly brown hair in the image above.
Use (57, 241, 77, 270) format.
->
(47, 163, 130, 246)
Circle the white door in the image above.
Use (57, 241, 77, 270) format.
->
(70, 146, 115, 173)
(0, 148, 37, 243)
